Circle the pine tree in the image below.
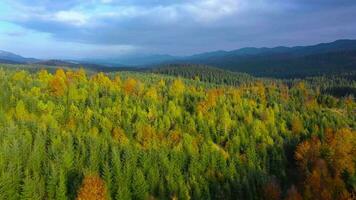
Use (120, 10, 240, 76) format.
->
(116, 182, 131, 200)
(132, 169, 148, 200)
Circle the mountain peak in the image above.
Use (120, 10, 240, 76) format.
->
(0, 50, 38, 63)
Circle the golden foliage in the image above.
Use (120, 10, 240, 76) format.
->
(12, 70, 27, 82)
(168, 130, 182, 146)
(55, 68, 66, 79)
(325, 128, 356, 175)
(123, 77, 137, 95)
(197, 89, 221, 114)
(112, 127, 129, 145)
(50, 69, 67, 96)
(50, 76, 66, 96)
(38, 69, 51, 83)
(170, 79, 185, 96)
(136, 125, 157, 148)
(112, 75, 122, 91)
(145, 87, 158, 101)
(93, 72, 112, 90)
(295, 128, 356, 199)
(76, 175, 108, 200)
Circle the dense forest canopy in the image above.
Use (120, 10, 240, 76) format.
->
(0, 67, 355, 200)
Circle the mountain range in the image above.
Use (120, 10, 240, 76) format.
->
(1, 39, 356, 77)
(174, 39, 356, 77)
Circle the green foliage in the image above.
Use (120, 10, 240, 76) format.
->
(0, 68, 354, 199)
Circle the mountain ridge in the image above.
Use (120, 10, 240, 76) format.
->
(1, 39, 356, 77)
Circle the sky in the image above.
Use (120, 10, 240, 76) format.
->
(0, 0, 356, 59)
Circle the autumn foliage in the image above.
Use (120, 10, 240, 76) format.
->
(295, 128, 356, 200)
(262, 178, 281, 200)
(76, 175, 108, 200)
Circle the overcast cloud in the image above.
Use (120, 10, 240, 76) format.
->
(0, 0, 355, 58)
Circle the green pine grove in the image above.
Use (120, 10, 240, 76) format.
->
(0, 67, 355, 200)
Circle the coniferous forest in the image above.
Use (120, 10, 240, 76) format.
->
(0, 66, 355, 200)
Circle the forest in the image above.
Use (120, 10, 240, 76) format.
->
(0, 66, 355, 200)
(148, 64, 356, 98)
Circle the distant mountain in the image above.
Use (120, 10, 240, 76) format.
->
(1, 39, 356, 77)
(0, 52, 126, 71)
(290, 39, 356, 56)
(187, 39, 356, 59)
(0, 50, 38, 63)
(34, 59, 79, 67)
(167, 39, 356, 77)
(118, 54, 178, 66)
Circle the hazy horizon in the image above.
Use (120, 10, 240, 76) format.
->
(2, 38, 356, 61)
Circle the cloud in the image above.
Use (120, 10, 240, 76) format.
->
(1, 0, 356, 57)
(0, 31, 139, 59)
(180, 0, 240, 22)
(54, 11, 89, 26)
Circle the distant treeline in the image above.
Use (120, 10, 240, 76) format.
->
(288, 72, 356, 98)
(146, 64, 256, 86)
(2, 63, 355, 98)
(147, 64, 356, 98)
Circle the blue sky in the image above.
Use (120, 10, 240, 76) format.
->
(0, 0, 356, 59)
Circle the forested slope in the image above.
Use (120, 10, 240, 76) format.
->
(146, 64, 256, 86)
(178, 50, 356, 78)
(0, 68, 355, 200)
(148, 64, 356, 98)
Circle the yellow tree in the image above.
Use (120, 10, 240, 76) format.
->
(123, 77, 137, 95)
(170, 79, 185, 96)
(50, 69, 67, 96)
